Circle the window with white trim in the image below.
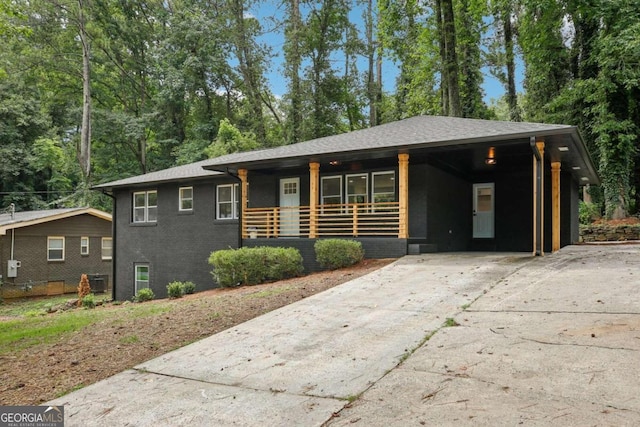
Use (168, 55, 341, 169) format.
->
(179, 187, 193, 211)
(133, 190, 157, 223)
(135, 264, 150, 293)
(48, 236, 65, 261)
(80, 236, 89, 255)
(346, 173, 369, 204)
(321, 176, 342, 205)
(217, 184, 239, 219)
(101, 237, 112, 260)
(372, 171, 396, 203)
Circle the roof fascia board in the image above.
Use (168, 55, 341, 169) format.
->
(570, 130, 601, 185)
(0, 208, 112, 235)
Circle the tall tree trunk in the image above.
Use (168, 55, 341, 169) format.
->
(376, 48, 382, 124)
(231, 0, 266, 145)
(440, 0, 461, 117)
(285, 0, 303, 143)
(366, 0, 377, 126)
(434, 0, 448, 115)
(503, 5, 521, 121)
(78, 0, 91, 182)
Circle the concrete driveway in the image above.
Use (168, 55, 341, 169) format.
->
(49, 245, 640, 426)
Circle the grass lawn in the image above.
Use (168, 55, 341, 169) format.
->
(0, 295, 170, 355)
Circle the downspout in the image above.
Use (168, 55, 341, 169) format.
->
(9, 203, 15, 261)
(225, 168, 243, 249)
(101, 190, 117, 301)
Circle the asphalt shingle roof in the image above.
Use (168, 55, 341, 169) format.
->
(93, 158, 222, 190)
(94, 115, 596, 189)
(205, 115, 575, 167)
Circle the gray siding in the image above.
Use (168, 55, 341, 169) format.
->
(0, 215, 112, 297)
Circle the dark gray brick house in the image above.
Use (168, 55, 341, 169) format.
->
(94, 115, 599, 301)
(0, 208, 112, 298)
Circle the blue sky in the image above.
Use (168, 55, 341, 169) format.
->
(251, 2, 523, 105)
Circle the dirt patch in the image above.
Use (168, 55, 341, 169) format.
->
(591, 217, 640, 226)
(0, 259, 393, 405)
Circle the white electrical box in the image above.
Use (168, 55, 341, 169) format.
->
(7, 260, 20, 278)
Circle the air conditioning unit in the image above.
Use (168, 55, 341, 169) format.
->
(7, 260, 20, 278)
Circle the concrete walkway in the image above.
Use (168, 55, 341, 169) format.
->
(49, 245, 640, 426)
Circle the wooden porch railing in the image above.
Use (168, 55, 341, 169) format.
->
(243, 202, 400, 238)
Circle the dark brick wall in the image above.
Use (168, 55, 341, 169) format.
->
(561, 171, 580, 246)
(114, 178, 240, 301)
(408, 164, 428, 239)
(494, 169, 533, 252)
(0, 215, 112, 297)
(243, 237, 407, 272)
(425, 164, 471, 251)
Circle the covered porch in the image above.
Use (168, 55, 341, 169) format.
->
(203, 116, 599, 259)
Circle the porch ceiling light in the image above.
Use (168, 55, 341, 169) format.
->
(581, 177, 589, 181)
(572, 166, 581, 170)
(558, 146, 570, 152)
(329, 160, 341, 166)
(485, 146, 497, 165)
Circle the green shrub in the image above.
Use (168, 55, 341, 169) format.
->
(167, 281, 185, 299)
(209, 246, 303, 287)
(182, 281, 196, 294)
(315, 239, 364, 270)
(579, 201, 600, 225)
(134, 288, 155, 303)
(81, 293, 96, 309)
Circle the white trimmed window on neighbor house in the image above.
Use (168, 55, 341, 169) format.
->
(101, 237, 112, 260)
(80, 236, 89, 255)
(48, 236, 65, 261)
(133, 190, 158, 223)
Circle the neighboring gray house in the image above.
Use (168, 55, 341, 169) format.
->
(0, 208, 112, 298)
(94, 115, 599, 301)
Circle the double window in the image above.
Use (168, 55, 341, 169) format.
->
(217, 183, 240, 219)
(133, 190, 157, 223)
(48, 237, 65, 261)
(179, 187, 193, 211)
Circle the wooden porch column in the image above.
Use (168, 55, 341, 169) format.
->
(398, 153, 409, 239)
(551, 162, 561, 252)
(309, 162, 320, 238)
(532, 141, 545, 256)
(238, 168, 248, 238)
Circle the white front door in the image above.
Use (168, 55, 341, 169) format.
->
(473, 183, 495, 239)
(279, 178, 300, 237)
